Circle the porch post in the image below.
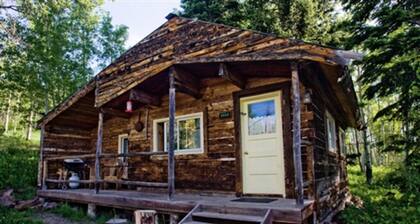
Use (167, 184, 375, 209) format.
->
(168, 68, 176, 200)
(291, 62, 304, 206)
(95, 110, 103, 194)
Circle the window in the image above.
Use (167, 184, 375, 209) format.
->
(339, 128, 346, 155)
(118, 134, 129, 162)
(325, 110, 337, 152)
(153, 112, 203, 154)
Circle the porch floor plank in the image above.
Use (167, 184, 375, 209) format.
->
(37, 189, 313, 223)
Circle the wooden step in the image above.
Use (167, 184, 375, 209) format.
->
(192, 211, 263, 223)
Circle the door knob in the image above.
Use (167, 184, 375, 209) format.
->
(244, 151, 249, 155)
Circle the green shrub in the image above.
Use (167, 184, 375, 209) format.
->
(0, 136, 39, 200)
(340, 166, 420, 224)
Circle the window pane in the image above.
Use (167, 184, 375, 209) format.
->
(179, 118, 201, 150)
(326, 114, 336, 151)
(156, 122, 165, 152)
(123, 138, 129, 154)
(248, 100, 276, 135)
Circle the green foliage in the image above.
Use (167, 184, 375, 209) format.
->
(341, 0, 419, 161)
(180, 0, 342, 46)
(340, 166, 420, 224)
(0, 0, 128, 135)
(0, 207, 42, 224)
(0, 136, 38, 200)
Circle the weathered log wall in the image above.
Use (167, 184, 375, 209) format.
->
(96, 77, 290, 193)
(300, 65, 348, 222)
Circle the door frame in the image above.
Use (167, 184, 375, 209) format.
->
(233, 82, 294, 198)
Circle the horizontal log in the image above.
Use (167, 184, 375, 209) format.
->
(102, 108, 131, 119)
(102, 180, 168, 188)
(45, 152, 168, 161)
(45, 179, 167, 188)
(45, 179, 95, 184)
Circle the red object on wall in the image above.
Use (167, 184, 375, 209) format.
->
(125, 100, 133, 113)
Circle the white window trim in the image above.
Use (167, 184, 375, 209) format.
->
(118, 134, 129, 155)
(153, 112, 204, 155)
(325, 110, 337, 152)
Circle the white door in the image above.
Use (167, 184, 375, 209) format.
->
(240, 91, 285, 195)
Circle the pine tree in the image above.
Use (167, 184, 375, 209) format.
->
(341, 0, 419, 164)
(180, 0, 340, 45)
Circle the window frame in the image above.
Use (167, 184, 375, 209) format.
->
(325, 110, 337, 152)
(153, 112, 204, 155)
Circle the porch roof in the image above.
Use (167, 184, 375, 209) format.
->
(95, 14, 360, 108)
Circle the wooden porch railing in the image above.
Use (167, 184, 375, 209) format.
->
(42, 152, 168, 191)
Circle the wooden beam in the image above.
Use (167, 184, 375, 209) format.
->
(102, 108, 131, 119)
(291, 62, 304, 206)
(129, 89, 161, 107)
(168, 68, 176, 200)
(42, 160, 48, 190)
(95, 111, 103, 194)
(218, 63, 245, 89)
(38, 126, 45, 189)
(172, 67, 201, 99)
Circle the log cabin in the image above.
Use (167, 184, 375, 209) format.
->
(36, 14, 362, 224)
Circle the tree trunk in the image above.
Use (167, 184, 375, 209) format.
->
(4, 93, 11, 133)
(354, 129, 364, 172)
(26, 110, 34, 141)
(360, 108, 373, 185)
(362, 127, 373, 185)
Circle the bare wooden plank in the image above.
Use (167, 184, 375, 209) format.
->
(168, 68, 176, 200)
(218, 63, 245, 89)
(95, 111, 104, 194)
(291, 62, 304, 206)
(129, 89, 161, 107)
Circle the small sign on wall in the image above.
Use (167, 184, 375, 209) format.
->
(219, 111, 232, 119)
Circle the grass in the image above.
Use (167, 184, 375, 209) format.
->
(0, 207, 43, 224)
(339, 165, 420, 224)
(51, 203, 114, 224)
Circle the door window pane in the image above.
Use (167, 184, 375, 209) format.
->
(248, 100, 276, 135)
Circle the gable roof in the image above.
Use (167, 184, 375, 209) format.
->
(39, 14, 362, 128)
(94, 14, 359, 108)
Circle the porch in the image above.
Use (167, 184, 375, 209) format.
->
(37, 188, 314, 223)
(37, 59, 320, 223)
